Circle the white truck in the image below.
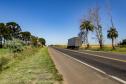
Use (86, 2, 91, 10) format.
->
(67, 37, 81, 49)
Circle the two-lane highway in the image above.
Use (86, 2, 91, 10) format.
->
(53, 47, 126, 84)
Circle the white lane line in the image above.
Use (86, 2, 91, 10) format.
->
(62, 48, 126, 63)
(54, 49, 126, 84)
(109, 75, 126, 84)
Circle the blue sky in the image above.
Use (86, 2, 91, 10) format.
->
(0, 0, 126, 45)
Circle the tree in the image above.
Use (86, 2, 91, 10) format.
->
(119, 39, 126, 46)
(31, 35, 38, 47)
(89, 5, 104, 49)
(80, 20, 94, 48)
(0, 23, 6, 48)
(106, 1, 119, 49)
(78, 30, 86, 44)
(3, 28, 12, 43)
(20, 31, 31, 45)
(121, 39, 126, 45)
(106, 1, 114, 28)
(6, 22, 22, 39)
(107, 27, 118, 49)
(38, 38, 46, 46)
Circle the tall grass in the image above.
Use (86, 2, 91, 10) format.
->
(0, 47, 63, 84)
(0, 46, 39, 72)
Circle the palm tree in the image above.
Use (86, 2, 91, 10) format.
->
(80, 20, 94, 48)
(0, 23, 6, 48)
(107, 27, 118, 49)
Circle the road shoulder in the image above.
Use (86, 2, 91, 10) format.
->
(49, 47, 121, 84)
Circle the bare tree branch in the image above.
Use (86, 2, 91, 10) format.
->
(88, 4, 104, 49)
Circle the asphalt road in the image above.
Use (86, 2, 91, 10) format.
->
(49, 47, 121, 84)
(52, 47, 126, 83)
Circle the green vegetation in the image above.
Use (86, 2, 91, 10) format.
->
(76, 3, 126, 53)
(0, 21, 61, 83)
(107, 28, 118, 49)
(111, 48, 126, 54)
(78, 5, 104, 49)
(0, 21, 46, 49)
(81, 46, 126, 54)
(53, 44, 126, 54)
(0, 47, 63, 84)
(52, 45, 67, 48)
(80, 20, 94, 48)
(118, 39, 126, 47)
(0, 49, 9, 56)
(39, 38, 46, 46)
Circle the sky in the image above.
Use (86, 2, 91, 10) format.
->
(0, 0, 126, 45)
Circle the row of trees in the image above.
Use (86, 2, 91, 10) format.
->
(0, 22, 46, 48)
(79, 4, 118, 49)
(118, 39, 126, 46)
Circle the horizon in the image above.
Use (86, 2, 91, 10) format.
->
(0, 0, 126, 45)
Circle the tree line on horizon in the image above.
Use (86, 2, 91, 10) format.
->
(0, 22, 46, 49)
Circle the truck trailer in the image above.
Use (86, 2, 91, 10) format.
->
(67, 37, 81, 49)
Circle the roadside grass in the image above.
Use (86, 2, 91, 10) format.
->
(0, 46, 39, 71)
(0, 47, 62, 84)
(53, 44, 126, 55)
(0, 48, 9, 56)
(53, 45, 67, 49)
(80, 46, 126, 54)
(111, 47, 126, 54)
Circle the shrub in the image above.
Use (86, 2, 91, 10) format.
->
(0, 57, 9, 71)
(5, 38, 24, 56)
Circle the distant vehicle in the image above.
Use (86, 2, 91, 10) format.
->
(67, 37, 81, 49)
